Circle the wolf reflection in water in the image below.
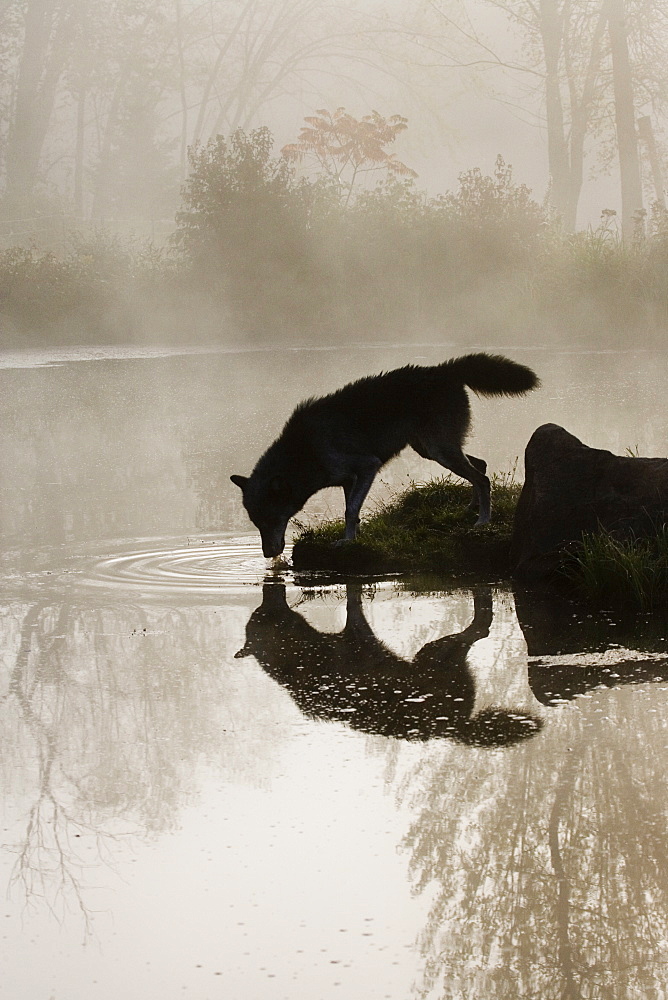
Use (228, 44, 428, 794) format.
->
(236, 584, 543, 747)
(238, 584, 668, 745)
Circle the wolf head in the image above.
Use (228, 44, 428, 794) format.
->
(230, 472, 298, 558)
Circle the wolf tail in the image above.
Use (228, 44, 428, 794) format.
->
(445, 353, 540, 397)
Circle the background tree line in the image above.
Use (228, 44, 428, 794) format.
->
(0, 0, 427, 227)
(0, 0, 666, 232)
(2, 123, 668, 346)
(0, 0, 668, 347)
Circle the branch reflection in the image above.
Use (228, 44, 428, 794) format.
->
(1, 595, 285, 936)
(4, 575, 668, 994)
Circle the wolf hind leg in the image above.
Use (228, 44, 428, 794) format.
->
(421, 443, 491, 525)
(466, 454, 487, 475)
(465, 454, 487, 512)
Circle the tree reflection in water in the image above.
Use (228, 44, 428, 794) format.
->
(398, 706, 668, 1000)
(239, 581, 668, 999)
(0, 595, 285, 934)
(398, 629, 668, 997)
(3, 579, 668, 995)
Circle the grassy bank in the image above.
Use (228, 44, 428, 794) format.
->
(294, 477, 668, 614)
(291, 476, 521, 577)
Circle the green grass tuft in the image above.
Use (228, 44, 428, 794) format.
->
(291, 475, 521, 577)
(564, 527, 668, 612)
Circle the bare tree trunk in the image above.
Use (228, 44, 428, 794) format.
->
(538, 0, 571, 226)
(3, 0, 68, 215)
(91, 4, 159, 219)
(73, 87, 86, 217)
(536, 0, 607, 231)
(565, 4, 608, 231)
(174, 0, 188, 182)
(191, 0, 257, 146)
(91, 80, 123, 221)
(607, 0, 643, 239)
(638, 115, 666, 211)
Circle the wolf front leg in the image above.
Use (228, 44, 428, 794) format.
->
(339, 460, 382, 543)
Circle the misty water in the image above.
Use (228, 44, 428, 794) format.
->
(2, 342, 668, 1000)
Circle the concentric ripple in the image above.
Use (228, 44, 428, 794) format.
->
(86, 535, 292, 595)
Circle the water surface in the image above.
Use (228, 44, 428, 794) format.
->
(2, 344, 668, 999)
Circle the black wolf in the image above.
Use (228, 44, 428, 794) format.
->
(231, 352, 539, 557)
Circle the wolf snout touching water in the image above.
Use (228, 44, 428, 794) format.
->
(230, 352, 540, 558)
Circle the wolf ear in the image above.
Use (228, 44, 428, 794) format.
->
(230, 474, 249, 490)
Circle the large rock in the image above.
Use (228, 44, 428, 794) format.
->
(511, 423, 668, 583)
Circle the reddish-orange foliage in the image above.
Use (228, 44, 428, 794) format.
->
(282, 108, 417, 199)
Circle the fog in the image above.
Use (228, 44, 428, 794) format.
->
(0, 0, 666, 349)
(4, 6, 668, 998)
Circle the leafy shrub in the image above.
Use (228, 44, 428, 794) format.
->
(172, 127, 331, 328)
(438, 156, 545, 237)
(5, 124, 668, 346)
(530, 206, 668, 335)
(430, 155, 547, 278)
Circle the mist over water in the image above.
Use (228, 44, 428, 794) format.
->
(2, 0, 668, 995)
(2, 345, 666, 560)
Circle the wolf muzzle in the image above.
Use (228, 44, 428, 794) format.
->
(261, 529, 286, 559)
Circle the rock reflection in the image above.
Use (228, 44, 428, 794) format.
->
(237, 583, 543, 746)
(518, 585, 668, 704)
